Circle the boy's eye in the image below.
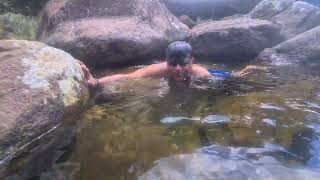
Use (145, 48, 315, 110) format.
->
(168, 62, 176, 66)
(169, 61, 178, 67)
(180, 62, 188, 66)
(169, 61, 188, 67)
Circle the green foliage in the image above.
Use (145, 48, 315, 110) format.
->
(0, 0, 14, 13)
(0, 0, 49, 16)
(0, 13, 39, 40)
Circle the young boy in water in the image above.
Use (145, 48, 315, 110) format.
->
(79, 41, 267, 88)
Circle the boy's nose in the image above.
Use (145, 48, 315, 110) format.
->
(175, 65, 182, 71)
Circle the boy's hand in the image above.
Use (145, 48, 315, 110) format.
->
(77, 60, 99, 88)
(233, 65, 270, 77)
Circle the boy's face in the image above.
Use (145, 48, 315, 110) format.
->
(167, 56, 193, 82)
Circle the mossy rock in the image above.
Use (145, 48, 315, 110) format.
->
(0, 13, 39, 40)
(0, 40, 89, 179)
(0, 0, 49, 16)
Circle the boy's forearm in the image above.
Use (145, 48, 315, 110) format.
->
(97, 74, 130, 85)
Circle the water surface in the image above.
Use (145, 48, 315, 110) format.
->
(42, 62, 320, 180)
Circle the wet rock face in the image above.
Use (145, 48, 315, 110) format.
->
(188, 17, 283, 62)
(0, 40, 88, 178)
(257, 25, 320, 65)
(249, 0, 320, 39)
(39, 0, 189, 68)
(179, 15, 197, 28)
(249, 0, 295, 19)
(163, 0, 263, 20)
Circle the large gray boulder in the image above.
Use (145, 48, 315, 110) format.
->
(179, 15, 197, 28)
(249, 0, 295, 19)
(249, 0, 320, 39)
(39, 0, 189, 68)
(0, 40, 89, 179)
(188, 17, 283, 61)
(163, 0, 262, 20)
(257, 25, 320, 65)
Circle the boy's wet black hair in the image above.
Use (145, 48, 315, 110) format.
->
(166, 41, 193, 66)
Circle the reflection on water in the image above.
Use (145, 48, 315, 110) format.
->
(42, 63, 320, 179)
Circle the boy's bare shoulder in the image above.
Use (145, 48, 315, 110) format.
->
(192, 64, 212, 78)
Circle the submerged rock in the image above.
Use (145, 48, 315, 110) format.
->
(39, 0, 189, 67)
(160, 116, 199, 124)
(257, 25, 320, 65)
(302, 0, 320, 6)
(163, 0, 262, 20)
(249, 0, 320, 39)
(140, 145, 320, 180)
(159, 115, 231, 124)
(188, 17, 283, 61)
(0, 40, 89, 179)
(201, 115, 231, 124)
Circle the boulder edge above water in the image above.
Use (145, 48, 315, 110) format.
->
(0, 40, 89, 179)
(249, 0, 320, 39)
(256, 25, 320, 65)
(188, 16, 283, 62)
(39, 0, 189, 68)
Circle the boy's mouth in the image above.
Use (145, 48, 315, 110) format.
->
(172, 72, 187, 81)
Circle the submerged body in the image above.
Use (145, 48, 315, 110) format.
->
(79, 41, 267, 89)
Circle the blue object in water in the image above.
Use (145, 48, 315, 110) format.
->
(208, 69, 232, 78)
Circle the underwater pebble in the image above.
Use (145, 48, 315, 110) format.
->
(201, 115, 231, 124)
(262, 119, 277, 127)
(260, 103, 285, 111)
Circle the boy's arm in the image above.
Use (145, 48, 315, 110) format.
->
(232, 65, 269, 77)
(85, 62, 168, 87)
(192, 64, 213, 79)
